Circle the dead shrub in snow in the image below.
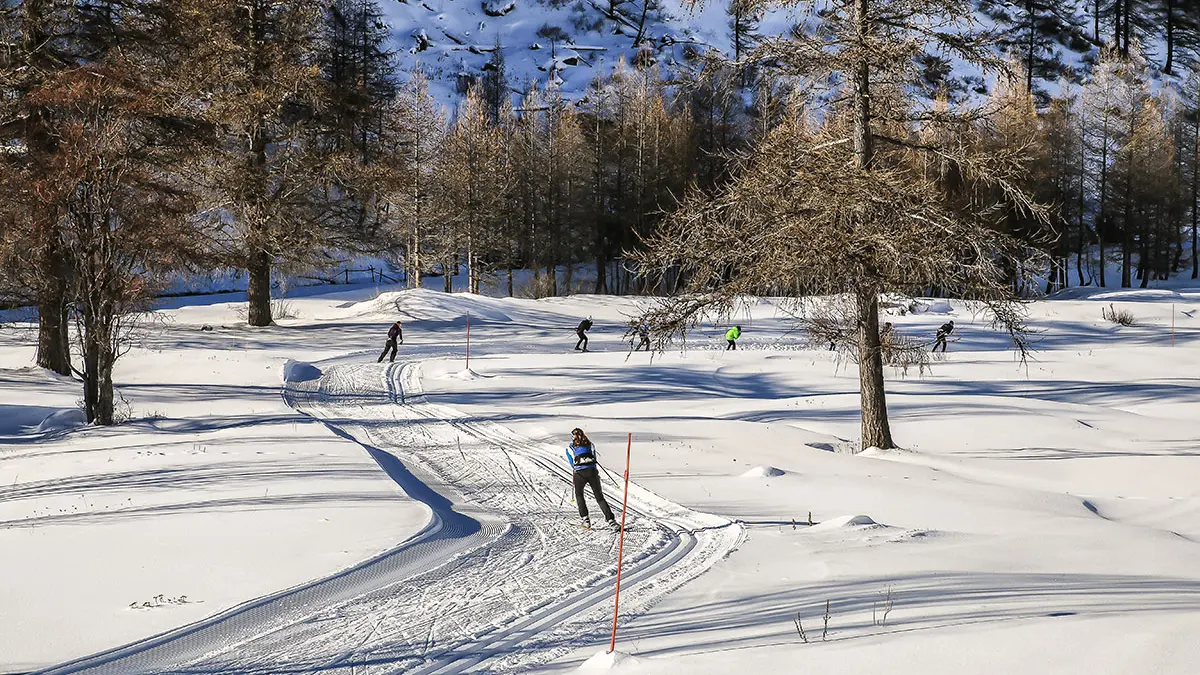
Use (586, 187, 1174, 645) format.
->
(1102, 303, 1135, 326)
(872, 585, 894, 626)
(794, 612, 809, 643)
(271, 299, 299, 320)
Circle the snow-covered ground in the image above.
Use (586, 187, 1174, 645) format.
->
(2, 284, 1199, 674)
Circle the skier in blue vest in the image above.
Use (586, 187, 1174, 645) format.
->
(565, 428, 617, 529)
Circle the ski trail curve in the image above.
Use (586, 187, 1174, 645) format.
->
(38, 356, 742, 675)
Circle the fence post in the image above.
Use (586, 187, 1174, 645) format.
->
(608, 433, 633, 654)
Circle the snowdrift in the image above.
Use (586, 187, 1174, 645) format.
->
(282, 360, 322, 384)
(36, 408, 87, 433)
(740, 466, 786, 478)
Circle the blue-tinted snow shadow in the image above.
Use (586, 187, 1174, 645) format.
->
(607, 572, 1200, 660)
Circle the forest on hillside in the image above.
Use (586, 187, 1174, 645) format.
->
(1, 0, 1199, 430)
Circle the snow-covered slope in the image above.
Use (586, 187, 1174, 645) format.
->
(4, 285, 1200, 673)
(383, 0, 795, 102)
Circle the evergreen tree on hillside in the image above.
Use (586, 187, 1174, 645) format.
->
(977, 0, 1090, 102)
(320, 0, 397, 161)
(194, 0, 352, 327)
(481, 41, 511, 125)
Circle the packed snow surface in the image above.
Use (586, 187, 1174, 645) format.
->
(3, 284, 1200, 674)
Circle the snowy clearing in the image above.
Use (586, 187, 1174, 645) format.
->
(3, 285, 1200, 674)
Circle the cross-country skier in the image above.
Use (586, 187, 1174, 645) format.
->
(565, 428, 616, 529)
(575, 317, 593, 352)
(633, 323, 651, 351)
(932, 320, 954, 353)
(725, 325, 742, 350)
(377, 321, 403, 363)
(880, 322, 895, 364)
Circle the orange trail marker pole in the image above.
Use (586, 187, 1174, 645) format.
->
(608, 433, 632, 654)
(1172, 304, 1175, 347)
(466, 311, 471, 370)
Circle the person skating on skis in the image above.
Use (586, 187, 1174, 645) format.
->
(575, 317, 593, 352)
(378, 321, 403, 363)
(725, 325, 742, 351)
(565, 428, 617, 529)
(633, 323, 651, 351)
(932, 320, 954, 353)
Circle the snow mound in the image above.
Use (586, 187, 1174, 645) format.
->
(36, 409, 87, 433)
(912, 299, 952, 314)
(812, 514, 878, 530)
(282, 360, 322, 384)
(578, 649, 644, 672)
(347, 288, 514, 323)
(740, 465, 785, 478)
(442, 369, 491, 381)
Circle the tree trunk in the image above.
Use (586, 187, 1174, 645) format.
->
(851, 0, 893, 451)
(80, 318, 116, 426)
(1122, 166, 1133, 287)
(246, 247, 273, 326)
(1193, 116, 1199, 279)
(595, 250, 608, 294)
(1165, 0, 1176, 74)
(36, 266, 72, 376)
(409, 230, 421, 289)
(856, 284, 893, 450)
(1025, 0, 1036, 94)
(1098, 115, 1110, 287)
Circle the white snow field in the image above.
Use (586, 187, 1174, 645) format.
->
(2, 284, 1200, 674)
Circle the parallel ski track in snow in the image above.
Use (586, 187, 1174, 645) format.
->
(38, 351, 742, 675)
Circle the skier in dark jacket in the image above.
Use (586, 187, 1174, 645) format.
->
(633, 323, 651, 351)
(565, 428, 616, 529)
(378, 321, 403, 363)
(575, 318, 593, 352)
(932, 320, 954, 353)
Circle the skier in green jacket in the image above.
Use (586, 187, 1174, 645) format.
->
(725, 325, 742, 350)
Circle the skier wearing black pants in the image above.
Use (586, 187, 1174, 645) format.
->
(378, 321, 403, 363)
(633, 324, 651, 351)
(932, 320, 954, 353)
(575, 318, 593, 352)
(565, 428, 616, 529)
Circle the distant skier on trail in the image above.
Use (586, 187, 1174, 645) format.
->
(932, 320, 954, 353)
(880, 322, 895, 364)
(633, 323, 651, 351)
(565, 428, 617, 529)
(377, 320, 403, 363)
(575, 317, 593, 352)
(725, 325, 742, 350)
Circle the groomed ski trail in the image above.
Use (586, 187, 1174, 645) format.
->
(38, 356, 742, 675)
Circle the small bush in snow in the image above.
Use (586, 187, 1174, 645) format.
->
(1102, 303, 1135, 326)
(272, 299, 299, 320)
(872, 585, 894, 626)
(822, 599, 832, 641)
(794, 613, 808, 643)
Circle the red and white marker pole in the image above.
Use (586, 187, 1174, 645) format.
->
(608, 433, 632, 654)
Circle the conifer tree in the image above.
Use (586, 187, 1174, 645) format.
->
(635, 0, 1049, 450)
(192, 0, 346, 326)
